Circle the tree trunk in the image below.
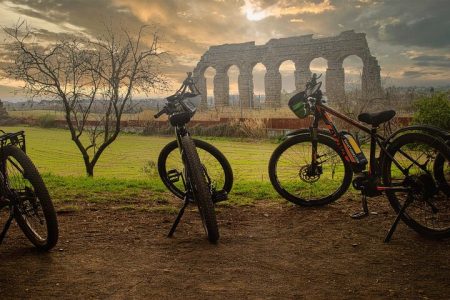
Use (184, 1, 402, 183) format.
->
(83, 157, 94, 177)
(85, 163, 94, 177)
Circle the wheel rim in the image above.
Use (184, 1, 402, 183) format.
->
(274, 140, 348, 202)
(387, 139, 450, 232)
(5, 156, 48, 242)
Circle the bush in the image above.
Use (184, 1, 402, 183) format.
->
(37, 114, 57, 128)
(142, 118, 268, 138)
(412, 92, 450, 130)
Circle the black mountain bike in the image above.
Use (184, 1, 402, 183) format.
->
(268, 74, 449, 242)
(155, 73, 233, 243)
(0, 130, 58, 250)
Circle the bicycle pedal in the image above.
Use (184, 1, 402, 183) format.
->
(212, 190, 228, 203)
(167, 169, 181, 183)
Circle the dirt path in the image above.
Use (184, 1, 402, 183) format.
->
(1, 197, 449, 299)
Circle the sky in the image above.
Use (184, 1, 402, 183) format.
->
(0, 0, 449, 101)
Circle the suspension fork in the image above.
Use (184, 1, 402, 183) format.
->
(310, 114, 320, 167)
(175, 125, 189, 183)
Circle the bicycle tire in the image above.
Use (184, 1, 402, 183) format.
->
(158, 139, 233, 199)
(269, 134, 353, 206)
(1, 145, 58, 250)
(384, 125, 449, 195)
(434, 136, 450, 196)
(382, 132, 450, 239)
(181, 136, 219, 243)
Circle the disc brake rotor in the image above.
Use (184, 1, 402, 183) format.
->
(299, 165, 321, 183)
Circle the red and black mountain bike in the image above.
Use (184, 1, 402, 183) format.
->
(268, 74, 449, 242)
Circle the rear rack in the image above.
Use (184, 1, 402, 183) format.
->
(0, 130, 26, 152)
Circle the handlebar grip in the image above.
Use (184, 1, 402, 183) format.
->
(154, 108, 166, 119)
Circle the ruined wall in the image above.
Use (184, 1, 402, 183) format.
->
(193, 30, 382, 108)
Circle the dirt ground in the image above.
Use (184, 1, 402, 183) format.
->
(0, 196, 449, 299)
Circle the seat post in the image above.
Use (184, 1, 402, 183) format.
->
(369, 126, 378, 175)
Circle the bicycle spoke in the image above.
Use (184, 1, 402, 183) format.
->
(385, 133, 450, 235)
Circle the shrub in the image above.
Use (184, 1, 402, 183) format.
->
(142, 118, 268, 138)
(37, 114, 57, 128)
(413, 92, 450, 130)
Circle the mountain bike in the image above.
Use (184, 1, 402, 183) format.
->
(155, 73, 233, 243)
(0, 130, 58, 250)
(268, 74, 450, 241)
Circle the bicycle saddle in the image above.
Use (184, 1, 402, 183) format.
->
(358, 110, 396, 127)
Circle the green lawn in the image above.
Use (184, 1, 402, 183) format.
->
(1, 126, 281, 205)
(2, 126, 276, 180)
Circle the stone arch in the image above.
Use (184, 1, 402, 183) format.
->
(278, 60, 296, 105)
(336, 52, 382, 99)
(203, 66, 216, 107)
(193, 64, 216, 108)
(252, 62, 267, 108)
(309, 57, 328, 92)
(342, 55, 364, 97)
(193, 31, 382, 108)
(278, 59, 296, 90)
(227, 65, 240, 106)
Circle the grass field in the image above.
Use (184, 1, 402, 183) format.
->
(1, 126, 282, 205)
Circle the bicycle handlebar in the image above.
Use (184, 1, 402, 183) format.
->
(154, 72, 200, 119)
(154, 107, 167, 119)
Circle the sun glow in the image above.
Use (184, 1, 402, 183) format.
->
(242, 0, 267, 21)
(242, 0, 335, 21)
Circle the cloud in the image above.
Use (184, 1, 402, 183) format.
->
(241, 0, 335, 21)
(411, 55, 450, 68)
(403, 71, 428, 78)
(0, 0, 449, 98)
(354, 0, 450, 48)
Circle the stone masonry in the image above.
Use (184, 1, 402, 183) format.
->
(193, 30, 382, 108)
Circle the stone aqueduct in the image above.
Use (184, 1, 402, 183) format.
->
(193, 30, 382, 108)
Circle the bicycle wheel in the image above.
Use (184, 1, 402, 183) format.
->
(158, 139, 233, 200)
(181, 136, 219, 243)
(388, 125, 449, 195)
(434, 137, 450, 196)
(382, 132, 450, 238)
(269, 134, 352, 206)
(1, 145, 58, 250)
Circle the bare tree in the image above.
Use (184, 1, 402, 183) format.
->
(2, 21, 168, 176)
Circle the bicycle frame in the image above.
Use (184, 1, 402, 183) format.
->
(280, 76, 449, 241)
(310, 102, 412, 193)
